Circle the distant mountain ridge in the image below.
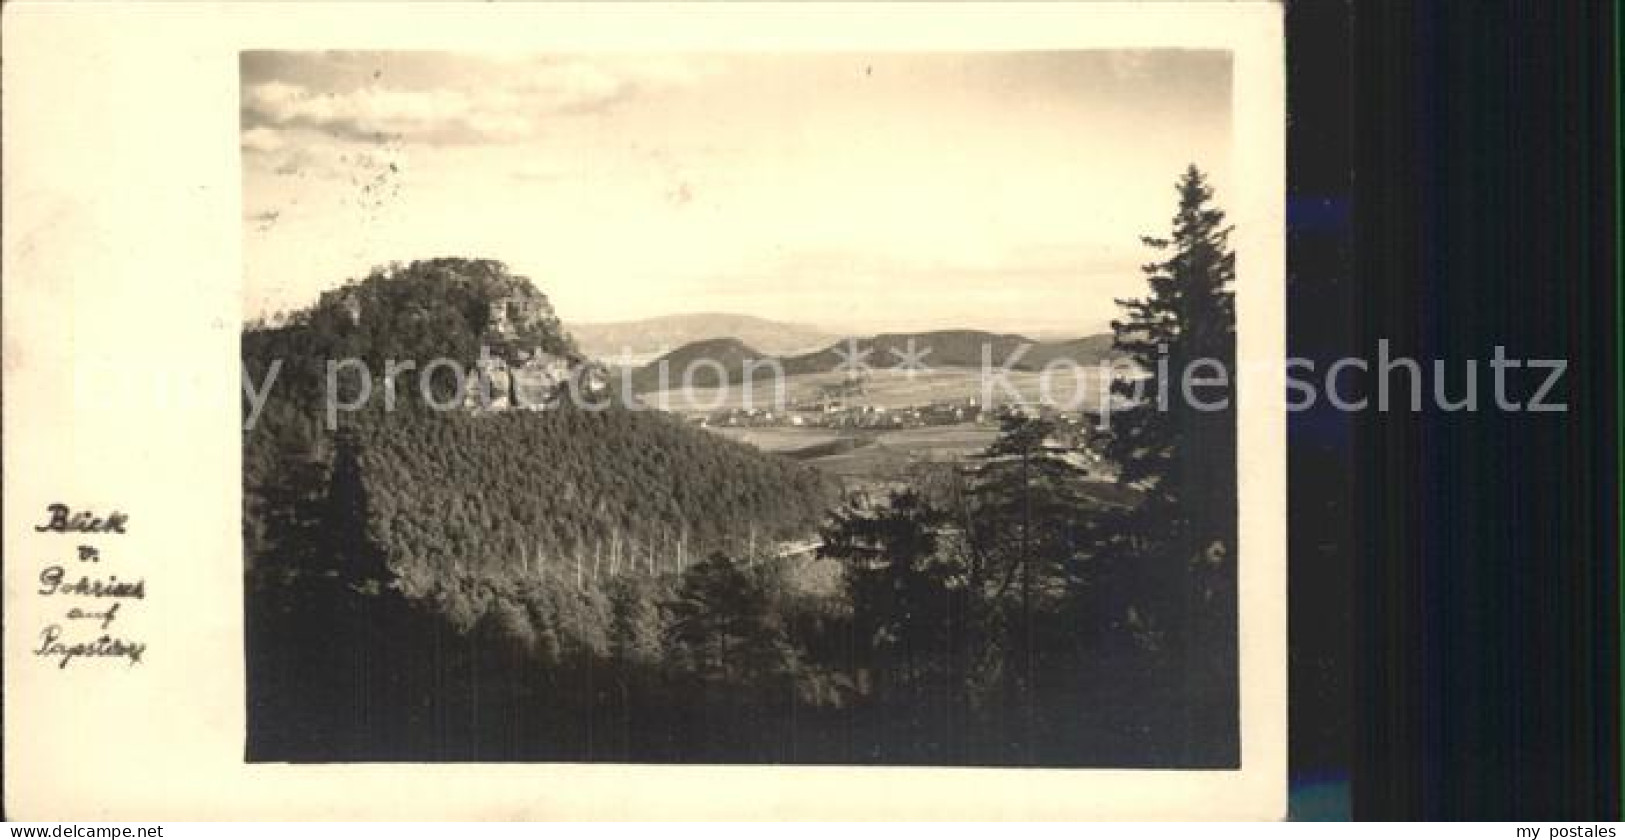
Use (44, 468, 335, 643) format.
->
(781, 330, 1089, 375)
(633, 328, 1123, 392)
(571, 313, 839, 360)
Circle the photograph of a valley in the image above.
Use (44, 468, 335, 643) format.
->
(241, 49, 1239, 768)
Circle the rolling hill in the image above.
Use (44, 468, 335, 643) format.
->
(627, 337, 778, 392)
(571, 313, 840, 360)
(1022, 332, 1120, 368)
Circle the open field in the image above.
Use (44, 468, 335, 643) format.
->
(710, 423, 997, 457)
(705, 427, 851, 454)
(709, 421, 1130, 490)
(640, 365, 1115, 413)
(708, 422, 1002, 480)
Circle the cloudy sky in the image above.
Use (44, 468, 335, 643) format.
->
(242, 51, 1231, 335)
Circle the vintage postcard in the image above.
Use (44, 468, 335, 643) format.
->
(4, 2, 1285, 820)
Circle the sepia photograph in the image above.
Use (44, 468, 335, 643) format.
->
(15, 0, 1620, 826)
(3, 1, 1285, 820)
(240, 48, 1244, 768)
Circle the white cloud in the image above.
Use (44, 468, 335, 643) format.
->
(243, 81, 529, 143)
(241, 57, 714, 145)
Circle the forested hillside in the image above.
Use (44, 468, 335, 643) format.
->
(243, 260, 842, 761)
(243, 259, 833, 587)
(352, 406, 835, 599)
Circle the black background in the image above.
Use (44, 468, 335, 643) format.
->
(1289, 0, 1620, 819)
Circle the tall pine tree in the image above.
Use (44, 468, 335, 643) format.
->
(1104, 164, 1238, 765)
